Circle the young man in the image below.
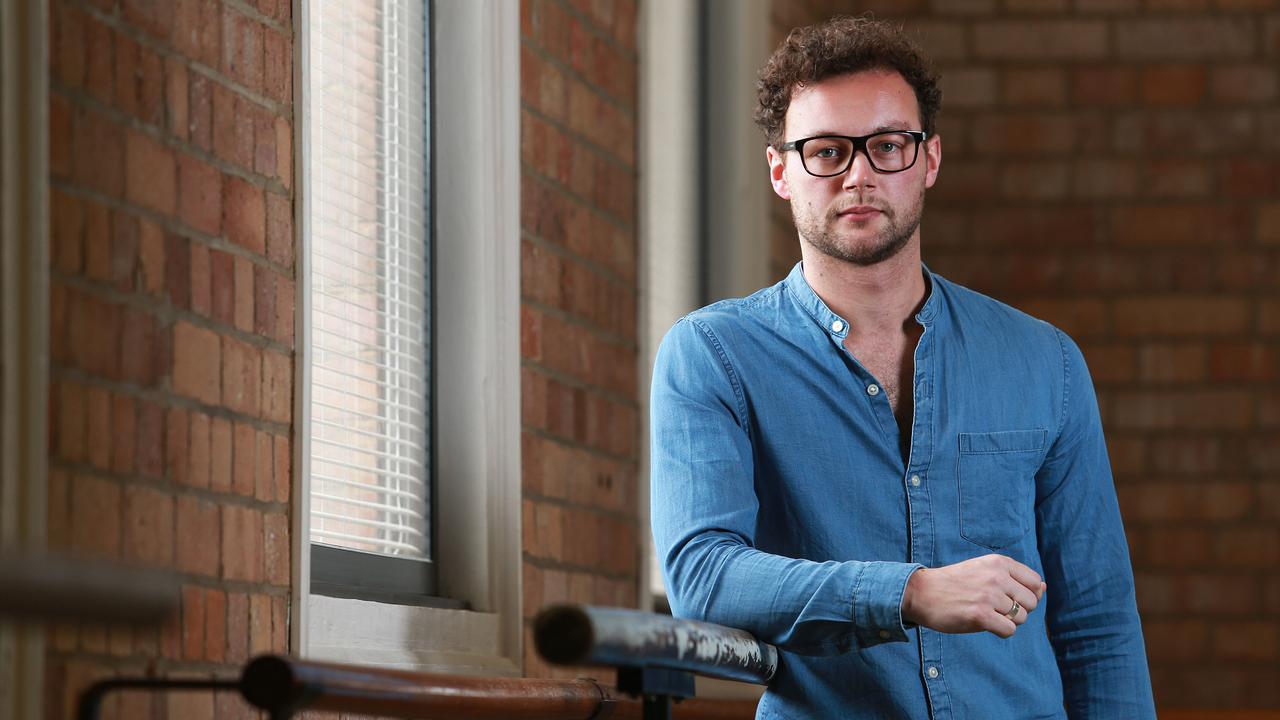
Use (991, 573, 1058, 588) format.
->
(650, 16, 1155, 719)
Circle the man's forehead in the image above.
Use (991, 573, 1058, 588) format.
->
(785, 69, 921, 136)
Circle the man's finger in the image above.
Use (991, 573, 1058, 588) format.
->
(1004, 558, 1044, 593)
(1001, 580, 1039, 614)
(987, 613, 1017, 639)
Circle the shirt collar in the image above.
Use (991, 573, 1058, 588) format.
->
(782, 261, 944, 340)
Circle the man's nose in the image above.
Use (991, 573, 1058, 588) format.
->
(842, 149, 876, 189)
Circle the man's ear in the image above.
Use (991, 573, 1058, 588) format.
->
(923, 134, 942, 190)
(767, 145, 791, 200)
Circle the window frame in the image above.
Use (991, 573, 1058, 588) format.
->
(292, 0, 522, 673)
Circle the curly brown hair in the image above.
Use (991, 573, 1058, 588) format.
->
(754, 16, 942, 149)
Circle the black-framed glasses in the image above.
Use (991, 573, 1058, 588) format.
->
(777, 130, 928, 177)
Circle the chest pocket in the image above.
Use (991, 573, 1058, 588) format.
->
(957, 429, 1047, 550)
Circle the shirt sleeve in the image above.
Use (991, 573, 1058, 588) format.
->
(1036, 329, 1156, 718)
(650, 318, 921, 655)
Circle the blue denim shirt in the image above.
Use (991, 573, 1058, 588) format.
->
(650, 263, 1155, 719)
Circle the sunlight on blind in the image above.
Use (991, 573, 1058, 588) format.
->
(309, 0, 430, 559)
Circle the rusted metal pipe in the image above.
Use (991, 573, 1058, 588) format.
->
(236, 655, 757, 719)
(534, 605, 777, 686)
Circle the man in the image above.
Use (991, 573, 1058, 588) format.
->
(649, 16, 1155, 719)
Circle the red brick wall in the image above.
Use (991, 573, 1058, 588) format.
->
(518, 0, 642, 679)
(769, 0, 1280, 710)
(46, 0, 294, 716)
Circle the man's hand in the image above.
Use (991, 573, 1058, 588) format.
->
(901, 554, 1047, 639)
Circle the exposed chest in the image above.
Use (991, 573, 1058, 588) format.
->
(843, 329, 921, 427)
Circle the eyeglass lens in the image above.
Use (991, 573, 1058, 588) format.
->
(800, 132, 920, 176)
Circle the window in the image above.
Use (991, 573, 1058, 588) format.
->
(306, 0, 436, 601)
(294, 0, 522, 673)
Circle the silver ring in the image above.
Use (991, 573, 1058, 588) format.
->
(1005, 599, 1021, 619)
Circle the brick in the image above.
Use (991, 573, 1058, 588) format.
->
(123, 485, 173, 567)
(70, 474, 120, 558)
(1138, 343, 1207, 383)
(1143, 619, 1208, 662)
(125, 129, 176, 215)
(86, 386, 111, 471)
(108, 396, 136, 475)
(1142, 527, 1213, 568)
(210, 417, 233, 492)
(85, 15, 114, 105)
(123, 0, 175, 40)
(165, 232, 191, 309)
(51, 189, 83, 275)
(165, 57, 189, 141)
(222, 336, 261, 416)
(941, 68, 998, 108)
(272, 434, 290, 503)
(1185, 573, 1260, 615)
(136, 400, 165, 479)
(1070, 159, 1137, 199)
(1212, 64, 1279, 104)
(187, 411, 211, 489)
(49, 95, 73, 179)
(253, 106, 277, 178)
(173, 0, 221, 68)
(204, 588, 227, 662)
(181, 585, 204, 660)
(73, 108, 125, 198)
(176, 495, 219, 576)
(275, 116, 292, 189)
(67, 289, 121, 378)
(120, 307, 158, 386)
(1262, 203, 1280, 245)
(972, 207, 1101, 247)
(1002, 69, 1067, 107)
(173, 322, 222, 404)
(1114, 295, 1251, 336)
(263, 28, 291, 104)
(261, 349, 292, 423)
(225, 177, 266, 254)
(211, 249, 235, 325)
(138, 219, 165, 296)
(971, 114, 1086, 155)
(212, 83, 253, 169)
(228, 422, 255, 500)
(188, 72, 213, 151)
(53, 4, 87, 89)
(1213, 622, 1278, 662)
(1216, 527, 1280, 568)
(166, 406, 189, 485)
(234, 254, 253, 330)
(265, 192, 293, 267)
(249, 593, 272, 656)
(254, 430, 273, 501)
(222, 505, 263, 582)
(973, 21, 1107, 60)
(1210, 343, 1280, 381)
(274, 274, 295, 346)
(254, 265, 276, 337)
(190, 242, 212, 315)
(1112, 391, 1254, 430)
(271, 595, 287, 652)
(263, 511, 290, 585)
(1223, 159, 1280, 198)
(999, 161, 1069, 200)
(222, 6, 264, 92)
(1138, 159, 1212, 198)
(1116, 18, 1256, 58)
(1071, 67, 1136, 106)
(83, 200, 112, 282)
(1140, 65, 1207, 106)
(57, 381, 87, 463)
(178, 154, 222, 235)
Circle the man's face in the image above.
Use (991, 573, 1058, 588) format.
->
(766, 70, 942, 267)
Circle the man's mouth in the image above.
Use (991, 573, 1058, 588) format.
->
(836, 205, 882, 221)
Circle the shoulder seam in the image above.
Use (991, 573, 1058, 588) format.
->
(683, 317, 753, 444)
(1054, 328, 1071, 443)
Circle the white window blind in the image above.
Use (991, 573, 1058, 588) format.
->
(308, 0, 430, 559)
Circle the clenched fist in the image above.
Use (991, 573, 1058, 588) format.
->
(901, 554, 1047, 639)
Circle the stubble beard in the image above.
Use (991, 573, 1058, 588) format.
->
(793, 186, 925, 267)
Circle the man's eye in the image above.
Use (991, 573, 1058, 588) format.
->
(815, 146, 841, 158)
(875, 142, 901, 154)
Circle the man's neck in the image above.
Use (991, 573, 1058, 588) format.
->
(799, 240, 928, 339)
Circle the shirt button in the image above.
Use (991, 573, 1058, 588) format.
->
(831, 320, 844, 332)
(878, 629, 890, 640)
(910, 474, 921, 487)
(927, 666, 939, 679)
(867, 384, 880, 396)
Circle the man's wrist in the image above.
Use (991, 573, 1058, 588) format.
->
(900, 566, 926, 626)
